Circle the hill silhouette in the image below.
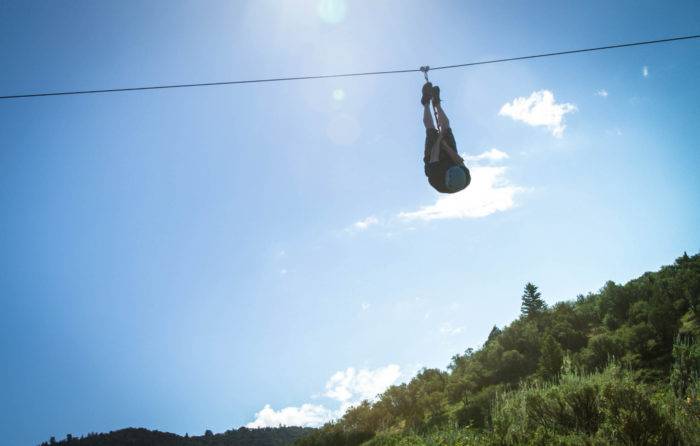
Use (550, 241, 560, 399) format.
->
(39, 426, 314, 446)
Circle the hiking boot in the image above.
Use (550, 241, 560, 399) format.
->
(421, 82, 433, 106)
(432, 85, 441, 105)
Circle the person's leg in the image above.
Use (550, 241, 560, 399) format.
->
(423, 103, 436, 130)
(432, 86, 450, 130)
(422, 82, 440, 164)
(434, 102, 450, 130)
(422, 82, 436, 130)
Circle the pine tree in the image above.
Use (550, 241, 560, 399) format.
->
(486, 325, 502, 345)
(521, 282, 546, 318)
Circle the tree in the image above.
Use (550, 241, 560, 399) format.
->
(486, 326, 502, 345)
(538, 334, 564, 380)
(341, 400, 383, 433)
(670, 336, 700, 398)
(521, 282, 546, 318)
(499, 350, 528, 383)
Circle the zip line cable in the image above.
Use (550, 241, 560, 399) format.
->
(1, 34, 699, 101)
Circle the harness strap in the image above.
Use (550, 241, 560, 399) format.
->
(431, 132, 444, 158)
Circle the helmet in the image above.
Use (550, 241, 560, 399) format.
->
(445, 166, 470, 193)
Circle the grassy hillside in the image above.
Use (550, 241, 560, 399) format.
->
(297, 253, 700, 445)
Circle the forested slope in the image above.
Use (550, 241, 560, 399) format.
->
(298, 253, 700, 445)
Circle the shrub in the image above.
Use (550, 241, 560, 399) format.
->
(490, 365, 682, 445)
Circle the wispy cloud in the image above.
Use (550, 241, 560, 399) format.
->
(464, 148, 509, 163)
(499, 90, 577, 138)
(642, 66, 649, 78)
(246, 365, 404, 428)
(352, 216, 379, 231)
(398, 149, 523, 221)
(439, 322, 465, 336)
(595, 89, 608, 98)
(361, 302, 371, 311)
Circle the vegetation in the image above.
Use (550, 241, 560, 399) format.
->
(39, 426, 315, 446)
(40, 253, 700, 445)
(298, 252, 700, 445)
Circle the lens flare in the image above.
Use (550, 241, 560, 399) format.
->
(332, 89, 346, 101)
(317, 0, 347, 24)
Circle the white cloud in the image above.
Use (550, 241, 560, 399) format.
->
(463, 148, 509, 163)
(246, 404, 334, 428)
(398, 149, 522, 222)
(439, 322, 465, 336)
(361, 302, 371, 311)
(595, 89, 608, 98)
(246, 365, 404, 428)
(352, 216, 379, 230)
(350, 149, 521, 226)
(398, 158, 523, 221)
(324, 365, 401, 403)
(642, 66, 649, 78)
(499, 90, 577, 138)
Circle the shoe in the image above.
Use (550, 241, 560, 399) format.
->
(432, 85, 441, 104)
(421, 82, 433, 106)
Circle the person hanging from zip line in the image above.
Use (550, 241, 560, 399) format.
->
(421, 81, 471, 193)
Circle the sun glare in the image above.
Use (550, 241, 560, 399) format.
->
(317, 0, 346, 24)
(332, 89, 346, 101)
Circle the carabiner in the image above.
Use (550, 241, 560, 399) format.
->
(420, 66, 430, 82)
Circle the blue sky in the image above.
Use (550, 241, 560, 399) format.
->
(1, 0, 699, 443)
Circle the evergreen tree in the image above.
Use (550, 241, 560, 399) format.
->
(485, 326, 501, 345)
(521, 282, 546, 318)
